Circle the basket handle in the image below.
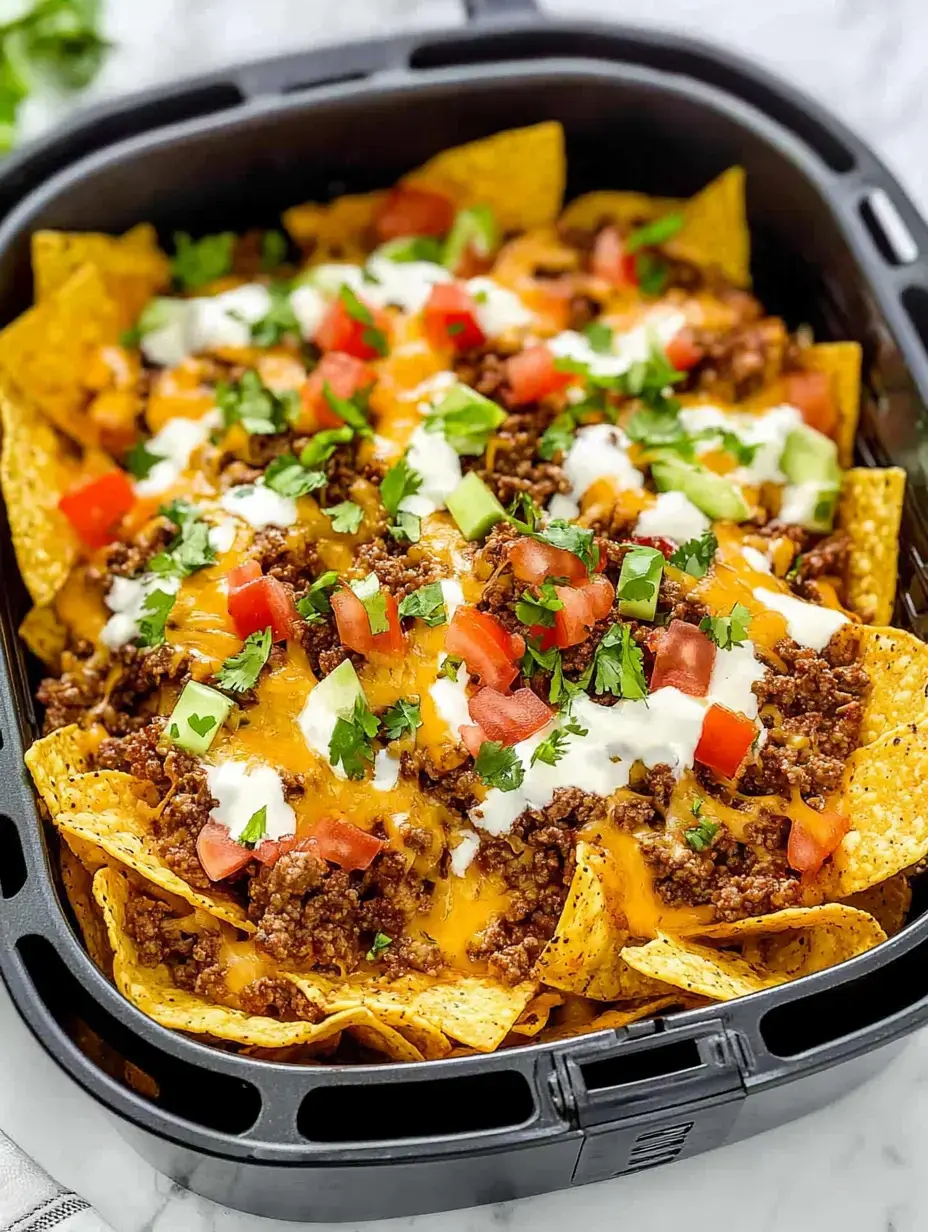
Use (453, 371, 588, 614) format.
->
(463, 0, 540, 19)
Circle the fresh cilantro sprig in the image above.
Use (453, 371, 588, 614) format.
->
(381, 455, 423, 544)
(514, 580, 564, 629)
(216, 369, 298, 436)
(239, 806, 268, 847)
(296, 571, 340, 624)
(398, 581, 447, 628)
(329, 695, 380, 780)
(136, 589, 175, 648)
(534, 520, 599, 575)
(300, 425, 355, 467)
(150, 504, 216, 579)
(538, 412, 578, 461)
(350, 573, 388, 634)
(582, 320, 614, 353)
(684, 818, 719, 852)
(506, 492, 544, 534)
(250, 281, 300, 347)
(171, 231, 234, 292)
(325, 500, 364, 535)
(321, 383, 372, 437)
(338, 285, 388, 356)
(366, 932, 392, 962)
(382, 697, 422, 742)
(438, 655, 462, 681)
(426, 388, 506, 456)
(215, 628, 272, 692)
(591, 623, 648, 700)
(530, 716, 587, 767)
(669, 531, 718, 579)
(263, 454, 327, 499)
(474, 741, 525, 792)
(700, 602, 752, 650)
(124, 439, 162, 480)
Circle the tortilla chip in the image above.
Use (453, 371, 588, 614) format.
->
(0, 264, 121, 448)
(92, 866, 422, 1059)
(559, 166, 749, 285)
(25, 723, 100, 814)
(32, 228, 169, 324)
(813, 717, 928, 896)
(840, 467, 905, 625)
(536, 996, 688, 1044)
(856, 625, 928, 744)
(0, 382, 81, 605)
(18, 603, 68, 669)
(844, 872, 912, 937)
(803, 341, 862, 467)
(403, 121, 565, 232)
(537, 841, 672, 1001)
(509, 991, 563, 1038)
(623, 904, 885, 1000)
(59, 841, 113, 975)
(283, 191, 387, 263)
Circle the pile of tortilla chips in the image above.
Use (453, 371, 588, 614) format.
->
(3, 120, 924, 1071)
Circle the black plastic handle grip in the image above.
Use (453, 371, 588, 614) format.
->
(464, 0, 539, 18)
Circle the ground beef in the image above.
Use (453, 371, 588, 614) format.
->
(741, 633, 868, 799)
(102, 516, 175, 578)
(169, 932, 227, 1000)
(238, 977, 325, 1023)
(472, 403, 569, 508)
(295, 611, 353, 678)
(251, 526, 323, 587)
(123, 890, 195, 966)
(400, 750, 478, 817)
(452, 348, 513, 400)
(685, 314, 789, 402)
(790, 531, 850, 601)
(38, 650, 109, 733)
(323, 441, 366, 507)
(381, 934, 445, 978)
(353, 536, 443, 601)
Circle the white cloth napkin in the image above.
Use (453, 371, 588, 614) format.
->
(0, 1131, 112, 1232)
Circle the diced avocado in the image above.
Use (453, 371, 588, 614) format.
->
(166, 681, 233, 756)
(373, 236, 443, 264)
(779, 481, 839, 534)
(429, 383, 507, 456)
(446, 472, 506, 541)
(312, 658, 365, 719)
(651, 457, 751, 522)
(779, 425, 841, 487)
(442, 205, 498, 271)
(617, 545, 665, 621)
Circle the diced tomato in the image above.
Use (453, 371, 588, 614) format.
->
(315, 296, 389, 361)
(580, 574, 615, 621)
(695, 703, 757, 779)
(591, 225, 638, 286)
(58, 470, 135, 550)
(650, 620, 717, 697)
(509, 537, 588, 586)
(784, 369, 838, 438)
(459, 724, 487, 758)
(305, 816, 384, 870)
(445, 606, 525, 692)
(302, 352, 375, 428)
(629, 534, 676, 560)
(227, 567, 299, 642)
(665, 329, 703, 372)
(533, 584, 597, 651)
(468, 686, 553, 746)
(422, 283, 486, 352)
(787, 806, 850, 876)
(196, 822, 254, 882)
(375, 186, 455, 241)
(331, 586, 405, 658)
(505, 345, 573, 407)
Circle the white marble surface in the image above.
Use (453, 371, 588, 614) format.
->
(3, 1, 928, 1229)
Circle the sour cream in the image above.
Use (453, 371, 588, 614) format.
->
(134, 409, 222, 498)
(100, 573, 181, 651)
(549, 309, 686, 380)
(741, 545, 772, 574)
(372, 748, 401, 792)
(206, 760, 296, 843)
(401, 425, 462, 515)
(186, 284, 272, 354)
(309, 259, 451, 315)
(439, 578, 465, 621)
(678, 404, 804, 485)
(220, 482, 298, 530)
(707, 640, 766, 720)
(466, 277, 533, 335)
(450, 830, 480, 877)
(635, 490, 709, 543)
(550, 423, 644, 518)
(428, 656, 472, 736)
(752, 587, 849, 651)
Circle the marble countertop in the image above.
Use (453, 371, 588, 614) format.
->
(3, 2, 928, 1230)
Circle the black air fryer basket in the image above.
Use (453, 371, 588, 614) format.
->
(2, 1, 928, 1220)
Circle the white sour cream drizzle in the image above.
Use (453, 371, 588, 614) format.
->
(707, 640, 766, 720)
(678, 404, 804, 485)
(400, 425, 462, 516)
(548, 309, 685, 379)
(100, 574, 181, 651)
(752, 587, 849, 651)
(134, 409, 222, 498)
(206, 760, 296, 843)
(220, 482, 298, 530)
(450, 830, 480, 876)
(548, 423, 644, 520)
(428, 655, 472, 737)
(635, 490, 709, 543)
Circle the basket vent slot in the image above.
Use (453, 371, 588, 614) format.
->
(281, 71, 368, 95)
(298, 1070, 534, 1142)
(626, 1120, 695, 1172)
(0, 814, 26, 897)
(16, 935, 261, 1133)
(902, 286, 928, 361)
(859, 190, 918, 265)
(580, 1038, 701, 1092)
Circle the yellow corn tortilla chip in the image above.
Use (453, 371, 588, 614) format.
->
(537, 841, 673, 1001)
(844, 872, 912, 937)
(32, 228, 169, 324)
(812, 716, 928, 896)
(855, 625, 928, 744)
(403, 121, 565, 232)
(559, 166, 749, 285)
(18, 603, 69, 669)
(92, 866, 422, 1059)
(804, 341, 862, 467)
(536, 996, 689, 1044)
(283, 190, 387, 263)
(25, 723, 100, 814)
(0, 264, 121, 448)
(59, 841, 113, 975)
(623, 904, 885, 1000)
(509, 991, 563, 1038)
(840, 466, 905, 626)
(0, 382, 81, 605)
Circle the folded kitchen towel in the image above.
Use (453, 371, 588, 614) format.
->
(0, 1130, 113, 1232)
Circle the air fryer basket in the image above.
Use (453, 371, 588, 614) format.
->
(2, 1, 928, 1220)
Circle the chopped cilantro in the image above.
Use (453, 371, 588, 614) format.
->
(215, 628, 272, 692)
(446, 321, 466, 337)
(538, 412, 577, 461)
(438, 655, 462, 681)
(250, 281, 300, 347)
(381, 455, 422, 543)
(700, 602, 752, 651)
(691, 797, 704, 817)
(187, 713, 217, 738)
(366, 932, 392, 962)
(124, 439, 162, 479)
(506, 492, 543, 534)
(398, 582, 447, 628)
(295, 571, 340, 623)
(426, 386, 506, 456)
(159, 499, 197, 527)
(325, 500, 364, 535)
(239, 806, 268, 847)
(263, 454, 327, 498)
(514, 580, 564, 629)
(529, 720, 587, 767)
(474, 741, 525, 792)
(338, 285, 388, 356)
(634, 252, 669, 297)
(582, 320, 614, 353)
(622, 345, 684, 404)
(520, 636, 559, 678)
(300, 425, 354, 467)
(350, 572, 388, 634)
(216, 369, 298, 435)
(322, 382, 372, 437)
(626, 212, 684, 253)
(684, 818, 720, 852)
(669, 530, 718, 579)
(592, 623, 648, 700)
(389, 511, 422, 545)
(625, 405, 689, 452)
(171, 231, 234, 292)
(379, 235, 443, 264)
(329, 695, 380, 780)
(260, 229, 288, 271)
(135, 589, 175, 648)
(149, 508, 216, 579)
(381, 697, 422, 742)
(534, 520, 599, 574)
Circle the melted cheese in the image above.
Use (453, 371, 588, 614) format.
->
(751, 588, 849, 651)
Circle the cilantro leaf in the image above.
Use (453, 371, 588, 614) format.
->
(325, 500, 364, 535)
(263, 454, 327, 498)
(149, 509, 216, 579)
(300, 425, 355, 467)
(635, 253, 669, 297)
(239, 805, 268, 847)
(366, 932, 392, 962)
(438, 655, 462, 681)
(171, 231, 234, 292)
(322, 382, 372, 437)
(474, 741, 525, 792)
(426, 386, 506, 456)
(250, 281, 300, 347)
(625, 405, 690, 452)
(338, 285, 388, 356)
(329, 695, 380, 780)
(382, 697, 422, 742)
(700, 602, 752, 651)
(538, 412, 577, 461)
(669, 530, 718, 579)
(582, 320, 614, 353)
(592, 623, 648, 700)
(398, 582, 447, 628)
(350, 573, 388, 634)
(216, 369, 298, 435)
(531, 727, 573, 767)
(124, 439, 162, 479)
(388, 510, 421, 545)
(135, 589, 175, 648)
(381, 455, 422, 542)
(215, 628, 272, 692)
(626, 212, 684, 253)
(514, 580, 564, 628)
(534, 520, 599, 574)
(506, 492, 543, 534)
(296, 571, 340, 623)
(260, 230, 288, 271)
(684, 818, 720, 852)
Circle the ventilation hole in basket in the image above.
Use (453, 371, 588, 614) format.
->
(0, 815, 26, 897)
(902, 286, 928, 358)
(859, 190, 918, 265)
(299, 1069, 534, 1142)
(281, 70, 369, 94)
(579, 1038, 702, 1092)
(760, 929, 928, 1058)
(16, 935, 262, 1133)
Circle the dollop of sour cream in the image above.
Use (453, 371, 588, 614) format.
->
(206, 760, 296, 843)
(752, 587, 849, 651)
(549, 423, 644, 519)
(635, 490, 709, 543)
(220, 482, 298, 529)
(134, 409, 222, 498)
(100, 574, 180, 651)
